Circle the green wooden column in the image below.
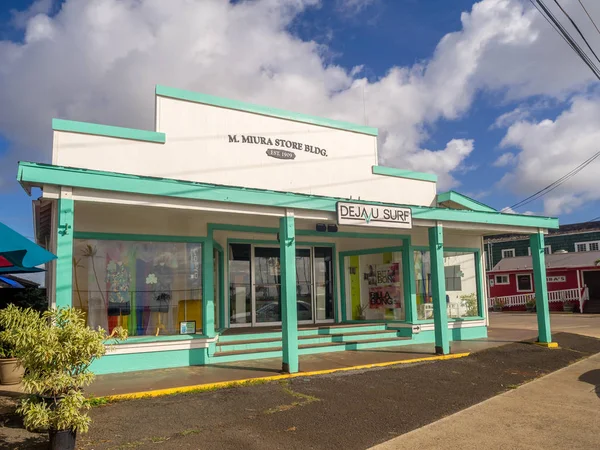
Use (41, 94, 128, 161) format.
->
(280, 213, 299, 373)
(402, 237, 417, 323)
(55, 194, 74, 310)
(202, 231, 215, 338)
(530, 232, 554, 345)
(428, 225, 450, 354)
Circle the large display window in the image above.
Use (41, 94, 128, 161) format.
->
(344, 251, 404, 321)
(414, 250, 480, 320)
(73, 239, 203, 337)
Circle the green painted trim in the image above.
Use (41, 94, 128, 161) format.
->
(90, 348, 207, 375)
(56, 198, 74, 309)
(216, 245, 225, 331)
(208, 224, 277, 235)
(530, 232, 552, 343)
(443, 247, 481, 254)
(412, 316, 486, 324)
(19, 163, 559, 230)
(429, 226, 450, 354)
(339, 254, 347, 322)
(73, 232, 207, 243)
(105, 334, 209, 345)
(402, 237, 417, 323)
(210, 223, 407, 241)
(437, 191, 496, 213)
(280, 216, 299, 373)
(52, 118, 166, 144)
(202, 231, 215, 338)
(156, 85, 378, 137)
(339, 246, 405, 258)
(372, 166, 437, 183)
(331, 243, 339, 323)
(297, 230, 408, 240)
(474, 249, 485, 319)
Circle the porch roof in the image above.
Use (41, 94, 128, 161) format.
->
(490, 251, 600, 272)
(17, 161, 559, 232)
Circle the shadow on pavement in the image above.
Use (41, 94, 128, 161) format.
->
(578, 369, 600, 399)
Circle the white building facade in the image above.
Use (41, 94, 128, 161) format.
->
(19, 85, 559, 374)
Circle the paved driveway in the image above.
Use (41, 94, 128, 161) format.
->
(489, 312, 600, 339)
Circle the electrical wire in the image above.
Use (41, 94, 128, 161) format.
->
(553, 0, 600, 65)
(531, 0, 600, 80)
(510, 150, 600, 210)
(577, 0, 600, 37)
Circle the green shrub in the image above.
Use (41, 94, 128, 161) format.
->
(0, 305, 126, 433)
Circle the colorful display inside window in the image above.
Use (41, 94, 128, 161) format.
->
(73, 239, 202, 336)
(414, 250, 480, 320)
(346, 251, 404, 321)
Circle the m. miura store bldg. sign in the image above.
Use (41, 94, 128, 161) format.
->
(337, 202, 412, 229)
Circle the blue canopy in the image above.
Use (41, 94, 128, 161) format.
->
(0, 221, 56, 274)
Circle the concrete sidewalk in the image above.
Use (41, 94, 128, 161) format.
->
(372, 352, 600, 450)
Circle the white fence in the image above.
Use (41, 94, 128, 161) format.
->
(489, 288, 580, 308)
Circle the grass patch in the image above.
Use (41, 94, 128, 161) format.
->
(264, 381, 320, 414)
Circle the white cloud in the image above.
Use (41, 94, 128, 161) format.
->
(335, 0, 377, 14)
(10, 0, 54, 29)
(493, 152, 516, 167)
(0, 0, 598, 202)
(499, 95, 600, 216)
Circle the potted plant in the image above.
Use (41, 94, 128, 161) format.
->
(0, 305, 126, 450)
(563, 300, 575, 313)
(526, 297, 536, 312)
(492, 298, 504, 312)
(355, 303, 368, 320)
(0, 338, 25, 385)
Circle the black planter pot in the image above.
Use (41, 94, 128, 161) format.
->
(49, 428, 77, 450)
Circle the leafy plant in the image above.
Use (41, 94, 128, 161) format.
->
(0, 305, 126, 434)
(460, 293, 478, 316)
(354, 303, 368, 318)
(0, 338, 16, 358)
(493, 298, 505, 307)
(526, 297, 536, 307)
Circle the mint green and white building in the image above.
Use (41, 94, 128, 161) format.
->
(18, 85, 559, 375)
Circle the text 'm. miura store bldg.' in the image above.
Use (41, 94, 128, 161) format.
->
(18, 86, 560, 374)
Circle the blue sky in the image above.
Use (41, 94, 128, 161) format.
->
(1, 0, 600, 241)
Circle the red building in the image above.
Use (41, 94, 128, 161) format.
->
(487, 251, 600, 313)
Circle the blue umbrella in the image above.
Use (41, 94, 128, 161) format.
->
(0, 221, 56, 274)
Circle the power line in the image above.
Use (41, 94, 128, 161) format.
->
(577, 0, 600, 37)
(532, 0, 600, 80)
(553, 0, 600, 65)
(510, 150, 600, 210)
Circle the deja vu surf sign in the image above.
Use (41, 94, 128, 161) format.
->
(337, 202, 412, 229)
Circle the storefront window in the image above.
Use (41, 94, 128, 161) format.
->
(73, 239, 202, 337)
(414, 250, 480, 320)
(345, 252, 404, 321)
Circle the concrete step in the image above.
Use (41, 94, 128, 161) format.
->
(216, 323, 388, 343)
(210, 336, 411, 363)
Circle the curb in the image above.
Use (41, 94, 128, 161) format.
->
(98, 352, 471, 402)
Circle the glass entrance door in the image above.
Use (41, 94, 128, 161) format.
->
(254, 247, 282, 324)
(228, 243, 334, 327)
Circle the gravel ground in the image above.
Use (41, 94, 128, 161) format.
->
(1, 332, 599, 450)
